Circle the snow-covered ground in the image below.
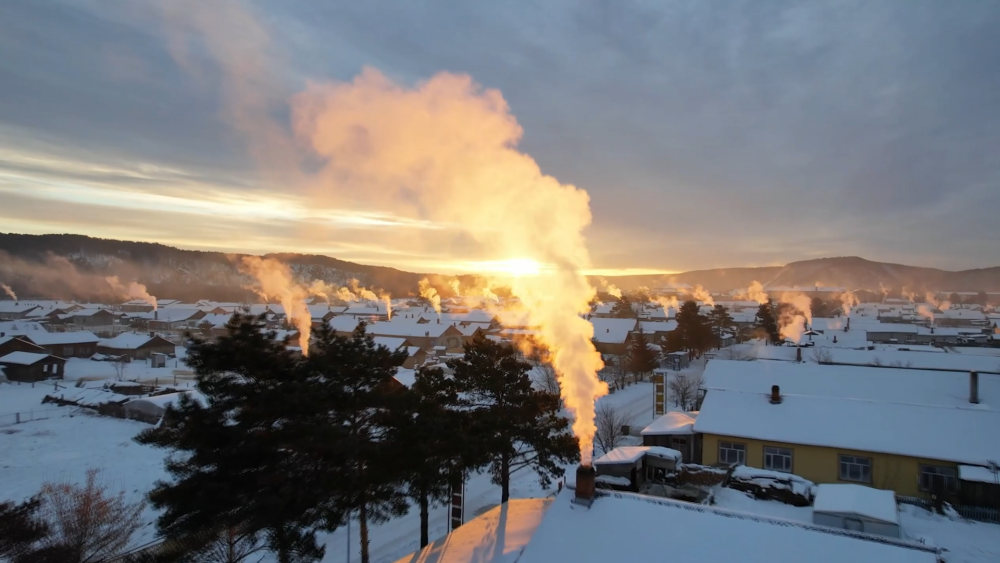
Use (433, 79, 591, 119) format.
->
(712, 487, 1000, 563)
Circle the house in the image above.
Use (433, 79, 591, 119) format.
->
(120, 299, 156, 313)
(694, 382, 999, 500)
(0, 351, 66, 382)
(136, 309, 207, 331)
(24, 331, 100, 358)
(593, 446, 682, 489)
(60, 308, 118, 329)
(366, 321, 466, 351)
(812, 484, 901, 538)
(0, 334, 46, 357)
(394, 488, 938, 563)
(0, 302, 41, 320)
(637, 320, 676, 345)
(371, 336, 427, 368)
(640, 412, 700, 463)
(98, 332, 176, 360)
(590, 318, 638, 355)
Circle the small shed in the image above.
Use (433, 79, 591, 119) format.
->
(662, 351, 690, 371)
(641, 412, 701, 463)
(812, 484, 901, 538)
(594, 446, 683, 490)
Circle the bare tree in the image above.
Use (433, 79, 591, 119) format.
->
(196, 528, 266, 563)
(870, 356, 883, 367)
(597, 355, 628, 391)
(593, 402, 634, 455)
(112, 357, 128, 382)
(810, 348, 834, 364)
(889, 360, 914, 369)
(668, 374, 703, 412)
(532, 364, 561, 396)
(38, 469, 146, 563)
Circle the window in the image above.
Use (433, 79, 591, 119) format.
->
(839, 455, 872, 483)
(764, 446, 793, 473)
(919, 465, 958, 493)
(43, 364, 48, 373)
(64, 346, 74, 356)
(719, 441, 746, 465)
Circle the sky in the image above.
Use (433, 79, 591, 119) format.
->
(0, 0, 998, 275)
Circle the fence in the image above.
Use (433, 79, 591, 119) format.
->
(0, 407, 75, 428)
(897, 495, 1000, 524)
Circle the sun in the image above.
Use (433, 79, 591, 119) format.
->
(498, 258, 543, 277)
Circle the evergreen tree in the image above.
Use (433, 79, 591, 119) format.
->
(609, 295, 636, 318)
(0, 496, 48, 562)
(675, 300, 713, 353)
(626, 329, 659, 376)
(708, 305, 734, 348)
(306, 324, 409, 563)
(395, 366, 478, 548)
(448, 335, 579, 503)
(136, 314, 331, 563)
(949, 292, 962, 306)
(755, 300, 780, 344)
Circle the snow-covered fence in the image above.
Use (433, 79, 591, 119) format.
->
(0, 407, 74, 428)
(897, 495, 1000, 524)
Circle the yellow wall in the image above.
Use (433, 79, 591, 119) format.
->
(702, 433, 958, 499)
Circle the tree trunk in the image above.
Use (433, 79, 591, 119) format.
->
(419, 481, 430, 548)
(501, 453, 510, 504)
(359, 500, 370, 563)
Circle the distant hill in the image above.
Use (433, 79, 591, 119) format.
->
(601, 256, 1000, 293)
(0, 233, 426, 302)
(1, 234, 997, 301)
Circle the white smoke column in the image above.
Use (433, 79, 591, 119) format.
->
(418, 278, 442, 316)
(449, 279, 461, 296)
(292, 69, 607, 463)
(689, 285, 715, 307)
(379, 292, 393, 320)
(916, 304, 935, 323)
(1, 283, 16, 300)
(349, 279, 378, 303)
(599, 278, 622, 299)
(655, 295, 679, 314)
(105, 276, 158, 310)
(778, 293, 813, 343)
(839, 291, 859, 317)
(308, 280, 333, 302)
(926, 292, 951, 312)
(747, 281, 768, 305)
(240, 256, 311, 354)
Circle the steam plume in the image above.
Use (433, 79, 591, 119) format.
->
(105, 276, 158, 310)
(449, 279, 461, 296)
(838, 291, 859, 317)
(291, 69, 606, 462)
(239, 256, 311, 354)
(0, 252, 156, 305)
(1, 283, 16, 300)
(655, 295, 679, 313)
(778, 293, 813, 343)
(599, 278, 622, 299)
(687, 285, 715, 307)
(308, 280, 356, 303)
(419, 278, 442, 316)
(747, 281, 768, 305)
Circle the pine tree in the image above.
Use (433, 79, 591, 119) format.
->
(136, 314, 329, 563)
(0, 496, 48, 561)
(810, 298, 829, 318)
(708, 305, 734, 348)
(448, 335, 579, 503)
(755, 300, 780, 344)
(626, 329, 658, 376)
(675, 300, 713, 354)
(305, 323, 409, 563)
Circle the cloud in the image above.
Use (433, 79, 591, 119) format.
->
(0, 0, 998, 271)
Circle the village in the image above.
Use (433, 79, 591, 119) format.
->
(1, 282, 998, 563)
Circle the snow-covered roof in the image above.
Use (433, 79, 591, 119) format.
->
(420, 311, 495, 325)
(958, 464, 1000, 484)
(135, 309, 202, 322)
(0, 302, 40, 314)
(590, 317, 639, 344)
(127, 391, 206, 410)
(638, 320, 677, 333)
(372, 336, 407, 350)
(755, 346, 1000, 373)
(731, 465, 815, 497)
(516, 494, 935, 563)
(198, 313, 234, 328)
(99, 332, 169, 350)
(0, 321, 47, 335)
(694, 389, 1000, 466)
(641, 412, 697, 435)
(813, 484, 899, 525)
(0, 351, 59, 365)
(644, 446, 682, 461)
(64, 308, 115, 317)
(328, 315, 362, 332)
(367, 321, 456, 339)
(24, 331, 100, 345)
(594, 446, 649, 465)
(702, 360, 999, 410)
(393, 368, 417, 388)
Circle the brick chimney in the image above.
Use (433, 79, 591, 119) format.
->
(795, 347, 802, 362)
(770, 385, 782, 404)
(970, 371, 979, 404)
(574, 465, 596, 506)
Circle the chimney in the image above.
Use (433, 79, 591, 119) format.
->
(930, 327, 935, 334)
(970, 371, 979, 404)
(606, 328, 610, 333)
(574, 465, 596, 506)
(154, 311, 158, 320)
(149, 331, 154, 338)
(770, 385, 782, 404)
(795, 347, 802, 362)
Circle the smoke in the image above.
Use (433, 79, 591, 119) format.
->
(655, 295, 679, 313)
(838, 291, 859, 317)
(308, 280, 356, 303)
(686, 285, 715, 307)
(239, 256, 311, 355)
(418, 278, 442, 316)
(0, 251, 156, 306)
(290, 69, 606, 463)
(105, 276, 158, 310)
(1, 283, 16, 300)
(449, 279, 461, 297)
(920, 292, 950, 323)
(747, 281, 768, 305)
(926, 292, 951, 312)
(778, 293, 813, 343)
(878, 282, 890, 302)
(916, 304, 935, 323)
(598, 278, 622, 299)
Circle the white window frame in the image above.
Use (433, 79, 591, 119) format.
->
(919, 465, 958, 493)
(719, 441, 746, 465)
(764, 446, 793, 473)
(839, 454, 872, 483)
